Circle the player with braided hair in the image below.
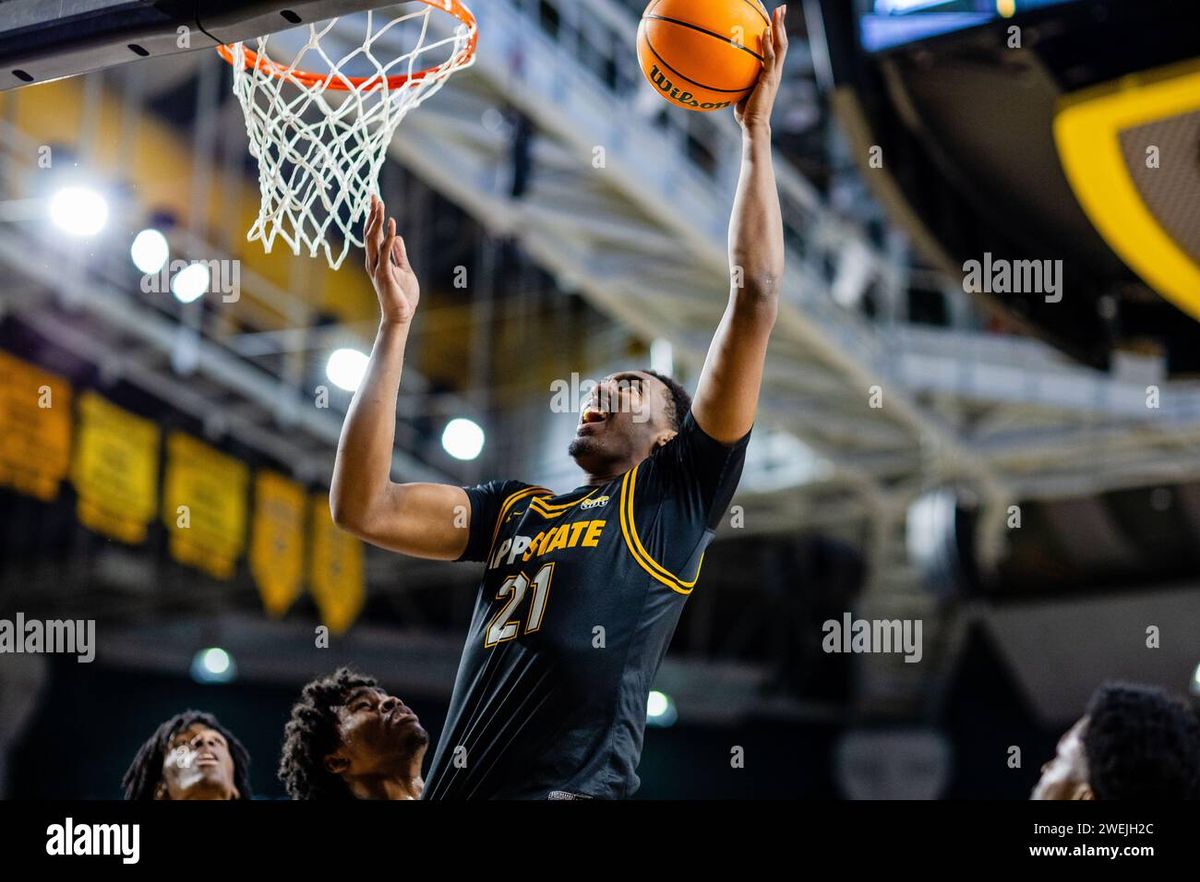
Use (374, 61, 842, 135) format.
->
(122, 710, 251, 801)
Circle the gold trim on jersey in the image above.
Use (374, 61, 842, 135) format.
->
(528, 489, 600, 518)
(488, 486, 553, 555)
(618, 465, 701, 596)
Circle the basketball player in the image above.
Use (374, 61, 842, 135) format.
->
(122, 710, 251, 800)
(278, 668, 429, 800)
(1032, 682, 1200, 800)
(331, 7, 790, 798)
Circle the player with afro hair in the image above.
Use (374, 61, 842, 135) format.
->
(1033, 681, 1200, 800)
(279, 667, 428, 800)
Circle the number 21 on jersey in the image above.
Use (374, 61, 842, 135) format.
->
(484, 562, 555, 647)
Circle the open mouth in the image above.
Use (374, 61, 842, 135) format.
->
(580, 406, 608, 426)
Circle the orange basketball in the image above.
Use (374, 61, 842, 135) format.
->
(637, 0, 770, 112)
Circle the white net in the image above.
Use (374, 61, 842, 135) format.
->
(223, 3, 477, 269)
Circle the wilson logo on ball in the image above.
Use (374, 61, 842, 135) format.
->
(648, 65, 733, 110)
(637, 0, 769, 112)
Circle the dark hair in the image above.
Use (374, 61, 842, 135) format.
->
(279, 667, 378, 800)
(1083, 682, 1200, 800)
(122, 710, 252, 801)
(645, 370, 692, 432)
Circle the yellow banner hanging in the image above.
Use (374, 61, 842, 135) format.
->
(251, 470, 306, 617)
(0, 351, 72, 501)
(71, 392, 160, 544)
(162, 432, 248, 580)
(310, 494, 364, 635)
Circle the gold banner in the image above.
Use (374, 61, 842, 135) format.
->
(0, 351, 72, 501)
(310, 494, 364, 635)
(71, 392, 160, 544)
(162, 432, 248, 580)
(251, 471, 306, 617)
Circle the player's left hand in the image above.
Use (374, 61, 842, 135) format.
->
(735, 4, 788, 131)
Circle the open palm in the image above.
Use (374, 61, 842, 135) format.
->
(364, 194, 420, 325)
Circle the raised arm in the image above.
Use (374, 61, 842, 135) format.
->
(330, 195, 470, 560)
(690, 4, 788, 444)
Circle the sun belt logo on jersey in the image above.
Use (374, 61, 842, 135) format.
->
(580, 495, 609, 510)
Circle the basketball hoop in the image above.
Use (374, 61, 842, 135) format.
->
(217, 1, 478, 269)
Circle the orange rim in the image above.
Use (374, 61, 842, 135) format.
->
(216, 0, 477, 91)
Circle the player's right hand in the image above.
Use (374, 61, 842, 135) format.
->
(734, 4, 788, 131)
(364, 194, 420, 325)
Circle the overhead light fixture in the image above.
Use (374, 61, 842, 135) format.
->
(130, 228, 169, 274)
(646, 689, 677, 727)
(190, 647, 236, 684)
(171, 262, 210, 303)
(442, 417, 485, 461)
(49, 185, 109, 237)
(326, 347, 370, 392)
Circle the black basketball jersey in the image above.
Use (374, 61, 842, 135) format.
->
(422, 411, 749, 799)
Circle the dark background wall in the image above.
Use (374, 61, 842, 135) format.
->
(9, 627, 1056, 800)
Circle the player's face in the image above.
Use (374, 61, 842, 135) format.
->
(1031, 716, 1092, 800)
(568, 371, 675, 473)
(157, 723, 240, 800)
(327, 686, 428, 779)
